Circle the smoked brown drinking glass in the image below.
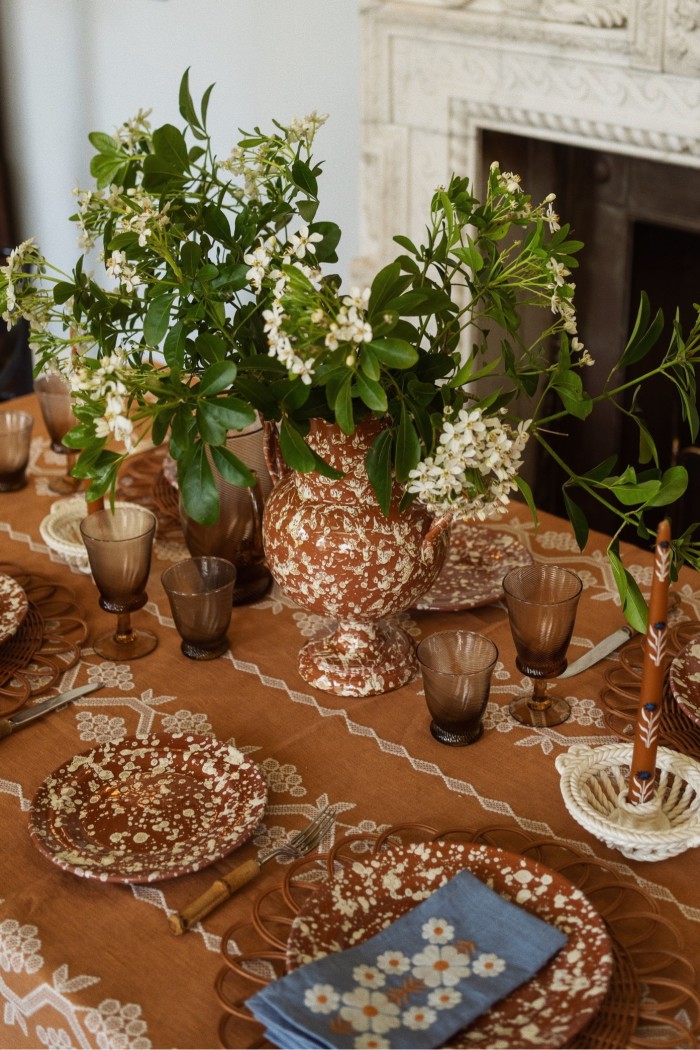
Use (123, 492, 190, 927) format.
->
(34, 373, 80, 494)
(0, 410, 34, 491)
(80, 506, 158, 661)
(416, 630, 499, 745)
(503, 563, 582, 728)
(161, 556, 236, 660)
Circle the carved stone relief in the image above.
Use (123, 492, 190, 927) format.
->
(666, 0, 700, 75)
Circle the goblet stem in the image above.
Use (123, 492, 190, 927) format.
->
(48, 451, 80, 495)
(114, 612, 134, 646)
(529, 678, 551, 710)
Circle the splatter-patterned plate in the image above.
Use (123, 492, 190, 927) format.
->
(669, 637, 700, 726)
(0, 572, 29, 645)
(287, 841, 612, 1048)
(414, 523, 533, 612)
(28, 733, 267, 883)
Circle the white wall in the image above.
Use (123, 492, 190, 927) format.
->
(0, 0, 360, 281)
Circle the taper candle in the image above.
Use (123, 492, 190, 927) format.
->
(627, 518, 672, 805)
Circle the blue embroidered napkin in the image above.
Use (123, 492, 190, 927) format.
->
(247, 868, 568, 1049)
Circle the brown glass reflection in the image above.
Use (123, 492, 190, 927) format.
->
(161, 556, 236, 660)
(35, 373, 80, 494)
(0, 410, 33, 491)
(417, 631, 498, 745)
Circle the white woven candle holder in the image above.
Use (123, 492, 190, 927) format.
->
(556, 743, 700, 862)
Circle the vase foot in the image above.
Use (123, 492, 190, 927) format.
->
(298, 621, 417, 697)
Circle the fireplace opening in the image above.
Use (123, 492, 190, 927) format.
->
(479, 130, 700, 543)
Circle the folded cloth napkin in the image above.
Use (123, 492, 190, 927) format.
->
(247, 867, 568, 1049)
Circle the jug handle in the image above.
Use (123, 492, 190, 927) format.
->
(422, 511, 452, 560)
(263, 419, 290, 486)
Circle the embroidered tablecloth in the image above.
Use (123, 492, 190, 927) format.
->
(1, 394, 699, 1049)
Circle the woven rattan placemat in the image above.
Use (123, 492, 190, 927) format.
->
(214, 823, 699, 1050)
(0, 563, 87, 711)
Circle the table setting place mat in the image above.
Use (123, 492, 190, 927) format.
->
(216, 824, 700, 1050)
(0, 562, 87, 710)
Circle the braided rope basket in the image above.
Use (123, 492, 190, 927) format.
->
(556, 743, 700, 861)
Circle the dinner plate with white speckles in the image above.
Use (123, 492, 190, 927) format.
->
(28, 732, 267, 883)
(0, 572, 29, 645)
(286, 841, 613, 1049)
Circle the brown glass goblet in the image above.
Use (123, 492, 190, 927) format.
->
(80, 506, 158, 661)
(34, 373, 80, 494)
(503, 563, 582, 727)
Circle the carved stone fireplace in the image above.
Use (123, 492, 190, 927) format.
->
(355, 0, 700, 531)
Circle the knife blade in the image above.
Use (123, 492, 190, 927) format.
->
(559, 626, 635, 679)
(0, 683, 100, 738)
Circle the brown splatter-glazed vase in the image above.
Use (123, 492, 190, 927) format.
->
(262, 417, 450, 697)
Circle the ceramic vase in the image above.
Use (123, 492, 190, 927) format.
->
(262, 417, 450, 697)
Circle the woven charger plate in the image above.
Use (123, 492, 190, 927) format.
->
(214, 824, 700, 1049)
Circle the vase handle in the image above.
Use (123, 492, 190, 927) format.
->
(421, 512, 452, 562)
(262, 420, 289, 486)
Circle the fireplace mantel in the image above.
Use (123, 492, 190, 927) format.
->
(355, 0, 700, 279)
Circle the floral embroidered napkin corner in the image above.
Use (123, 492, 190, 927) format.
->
(247, 867, 568, 1049)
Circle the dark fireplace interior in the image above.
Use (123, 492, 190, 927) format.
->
(479, 130, 700, 545)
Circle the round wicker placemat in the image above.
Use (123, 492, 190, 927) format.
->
(601, 621, 700, 760)
(214, 823, 699, 1050)
(0, 563, 88, 712)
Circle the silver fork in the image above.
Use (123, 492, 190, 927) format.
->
(169, 805, 335, 935)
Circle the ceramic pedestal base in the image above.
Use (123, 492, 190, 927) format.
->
(298, 621, 417, 698)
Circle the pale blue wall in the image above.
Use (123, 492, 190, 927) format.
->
(0, 0, 360, 281)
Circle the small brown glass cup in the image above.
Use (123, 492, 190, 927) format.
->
(0, 410, 34, 491)
(503, 563, 582, 727)
(35, 373, 80, 494)
(416, 630, 499, 745)
(161, 557, 236, 660)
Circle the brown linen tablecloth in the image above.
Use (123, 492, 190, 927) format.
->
(1, 393, 699, 1050)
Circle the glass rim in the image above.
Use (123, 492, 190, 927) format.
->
(502, 564, 582, 605)
(416, 630, 499, 676)
(0, 410, 34, 429)
(79, 506, 157, 543)
(161, 556, 236, 595)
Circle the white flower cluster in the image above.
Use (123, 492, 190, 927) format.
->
(119, 188, 171, 247)
(545, 252, 593, 364)
(106, 250, 143, 294)
(407, 406, 530, 520)
(285, 110, 329, 146)
(1, 238, 39, 329)
(68, 351, 136, 451)
(262, 273, 317, 384)
(114, 107, 153, 151)
(325, 288, 373, 351)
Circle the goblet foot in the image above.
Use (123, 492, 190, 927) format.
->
(48, 475, 81, 495)
(509, 690, 571, 727)
(94, 627, 158, 661)
(180, 638, 229, 661)
(430, 718, 484, 747)
(298, 620, 417, 697)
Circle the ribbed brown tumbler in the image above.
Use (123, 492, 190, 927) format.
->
(161, 557, 236, 660)
(417, 630, 499, 745)
(503, 563, 582, 727)
(35, 373, 80, 494)
(0, 410, 33, 492)
(80, 506, 157, 661)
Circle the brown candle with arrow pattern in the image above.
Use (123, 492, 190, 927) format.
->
(627, 518, 672, 805)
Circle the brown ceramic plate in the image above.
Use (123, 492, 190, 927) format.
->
(286, 840, 613, 1048)
(0, 572, 29, 646)
(28, 733, 267, 883)
(414, 523, 533, 611)
(669, 637, 700, 726)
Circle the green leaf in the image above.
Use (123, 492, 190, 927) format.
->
(143, 294, 173, 346)
(278, 420, 343, 478)
(88, 131, 120, 155)
(291, 159, 318, 196)
(551, 368, 593, 420)
(163, 322, 186, 373)
(203, 204, 231, 241)
(359, 346, 380, 381)
(365, 429, 393, 516)
(354, 372, 388, 413)
(297, 199, 319, 223)
(90, 153, 126, 189)
(151, 123, 189, 172)
(181, 240, 202, 276)
(309, 221, 341, 263)
(515, 474, 538, 528)
(392, 234, 418, 255)
(648, 465, 688, 508)
(608, 547, 648, 633)
(53, 281, 75, 305)
(180, 444, 220, 525)
(619, 292, 664, 369)
(395, 407, 421, 484)
(195, 332, 227, 364)
(334, 375, 354, 435)
(198, 361, 237, 397)
(368, 261, 406, 320)
(563, 488, 589, 551)
(178, 68, 200, 129)
(151, 406, 175, 447)
(367, 338, 419, 370)
(210, 445, 255, 488)
(197, 397, 256, 441)
(611, 479, 661, 506)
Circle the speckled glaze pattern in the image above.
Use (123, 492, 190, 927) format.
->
(262, 419, 449, 697)
(0, 573, 29, 644)
(287, 841, 613, 1049)
(28, 733, 267, 883)
(670, 638, 700, 726)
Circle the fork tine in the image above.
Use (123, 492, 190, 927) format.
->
(287, 805, 334, 853)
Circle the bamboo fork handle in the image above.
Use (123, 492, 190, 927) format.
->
(168, 858, 262, 935)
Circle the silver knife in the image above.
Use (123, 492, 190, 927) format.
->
(559, 626, 635, 679)
(0, 683, 100, 739)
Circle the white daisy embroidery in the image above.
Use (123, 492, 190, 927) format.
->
(376, 950, 410, 976)
(402, 1005, 437, 1030)
(304, 983, 340, 1013)
(340, 988, 401, 1035)
(421, 917, 455, 944)
(412, 944, 471, 987)
(427, 987, 463, 1010)
(353, 1036, 391, 1049)
(472, 953, 506, 977)
(352, 965, 386, 988)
